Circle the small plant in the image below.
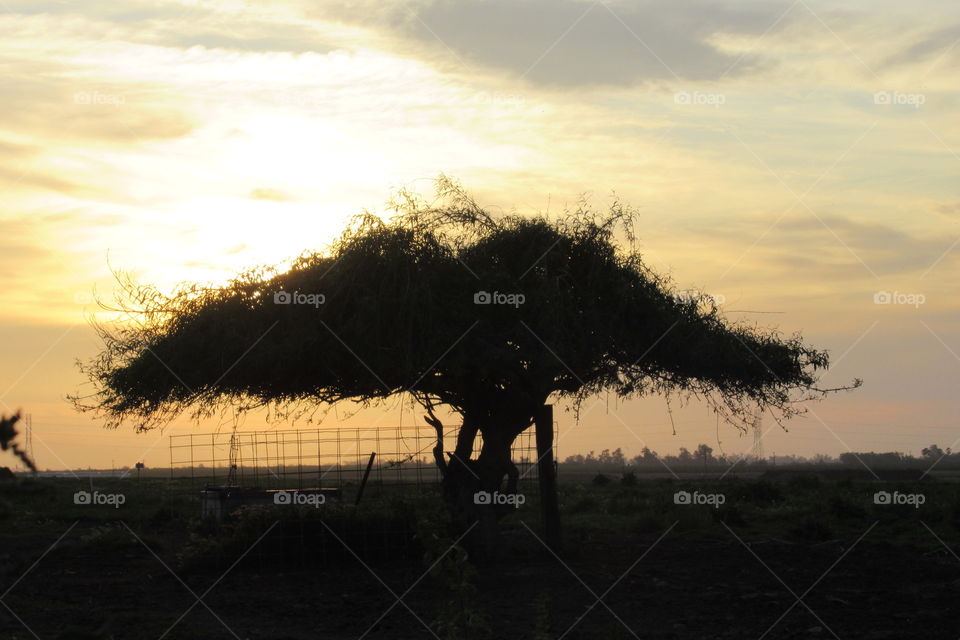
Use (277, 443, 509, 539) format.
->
(0, 411, 36, 472)
(737, 479, 783, 507)
(178, 504, 278, 572)
(415, 505, 489, 640)
(592, 473, 611, 487)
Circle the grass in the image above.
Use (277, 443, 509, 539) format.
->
(550, 474, 960, 546)
(3, 473, 956, 554)
(1, 473, 958, 638)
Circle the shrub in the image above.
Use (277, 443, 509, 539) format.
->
(592, 473, 611, 487)
(737, 479, 784, 507)
(828, 495, 866, 521)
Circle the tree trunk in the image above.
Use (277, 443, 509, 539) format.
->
(441, 412, 482, 536)
(438, 403, 533, 560)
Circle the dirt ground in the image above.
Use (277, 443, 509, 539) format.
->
(1, 477, 957, 639)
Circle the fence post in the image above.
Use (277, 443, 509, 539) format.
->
(355, 452, 377, 506)
(535, 404, 562, 554)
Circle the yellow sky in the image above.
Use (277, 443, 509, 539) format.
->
(1, 0, 959, 470)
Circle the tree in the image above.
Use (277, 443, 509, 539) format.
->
(72, 178, 857, 547)
(635, 446, 659, 466)
(695, 443, 714, 464)
(677, 447, 693, 462)
(921, 444, 944, 459)
(597, 448, 626, 466)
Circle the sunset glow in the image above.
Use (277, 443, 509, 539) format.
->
(2, 0, 959, 470)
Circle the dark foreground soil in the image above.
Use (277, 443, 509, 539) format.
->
(3, 523, 956, 638)
(1, 477, 957, 639)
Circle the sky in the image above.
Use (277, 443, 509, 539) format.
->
(1, 0, 959, 471)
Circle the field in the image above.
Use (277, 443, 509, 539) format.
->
(1, 472, 958, 639)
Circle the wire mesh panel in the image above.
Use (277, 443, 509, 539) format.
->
(170, 423, 559, 571)
(169, 423, 556, 496)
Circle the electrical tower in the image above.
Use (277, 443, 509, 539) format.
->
(751, 408, 764, 462)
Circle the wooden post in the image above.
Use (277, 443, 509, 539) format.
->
(355, 452, 376, 506)
(535, 404, 562, 553)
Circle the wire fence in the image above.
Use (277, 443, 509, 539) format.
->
(168, 423, 559, 571)
(169, 423, 556, 497)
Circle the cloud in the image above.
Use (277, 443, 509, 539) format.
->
(884, 24, 960, 67)
(313, 0, 794, 86)
(935, 202, 960, 218)
(670, 211, 957, 281)
(2, 1, 348, 55)
(762, 214, 953, 277)
(0, 166, 94, 197)
(155, 25, 339, 55)
(0, 139, 38, 158)
(0, 140, 90, 195)
(1, 66, 197, 145)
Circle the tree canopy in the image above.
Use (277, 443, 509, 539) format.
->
(72, 177, 856, 437)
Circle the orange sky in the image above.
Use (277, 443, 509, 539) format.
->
(1, 0, 959, 470)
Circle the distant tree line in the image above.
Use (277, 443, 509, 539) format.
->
(837, 444, 960, 469)
(561, 444, 960, 471)
(563, 444, 726, 469)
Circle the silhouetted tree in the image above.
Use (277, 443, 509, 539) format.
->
(634, 446, 660, 466)
(921, 444, 944, 459)
(695, 443, 714, 464)
(597, 448, 626, 466)
(72, 177, 857, 546)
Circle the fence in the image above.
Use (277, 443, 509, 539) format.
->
(169, 422, 559, 571)
(169, 423, 556, 497)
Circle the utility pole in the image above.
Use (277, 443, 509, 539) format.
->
(24, 414, 35, 472)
